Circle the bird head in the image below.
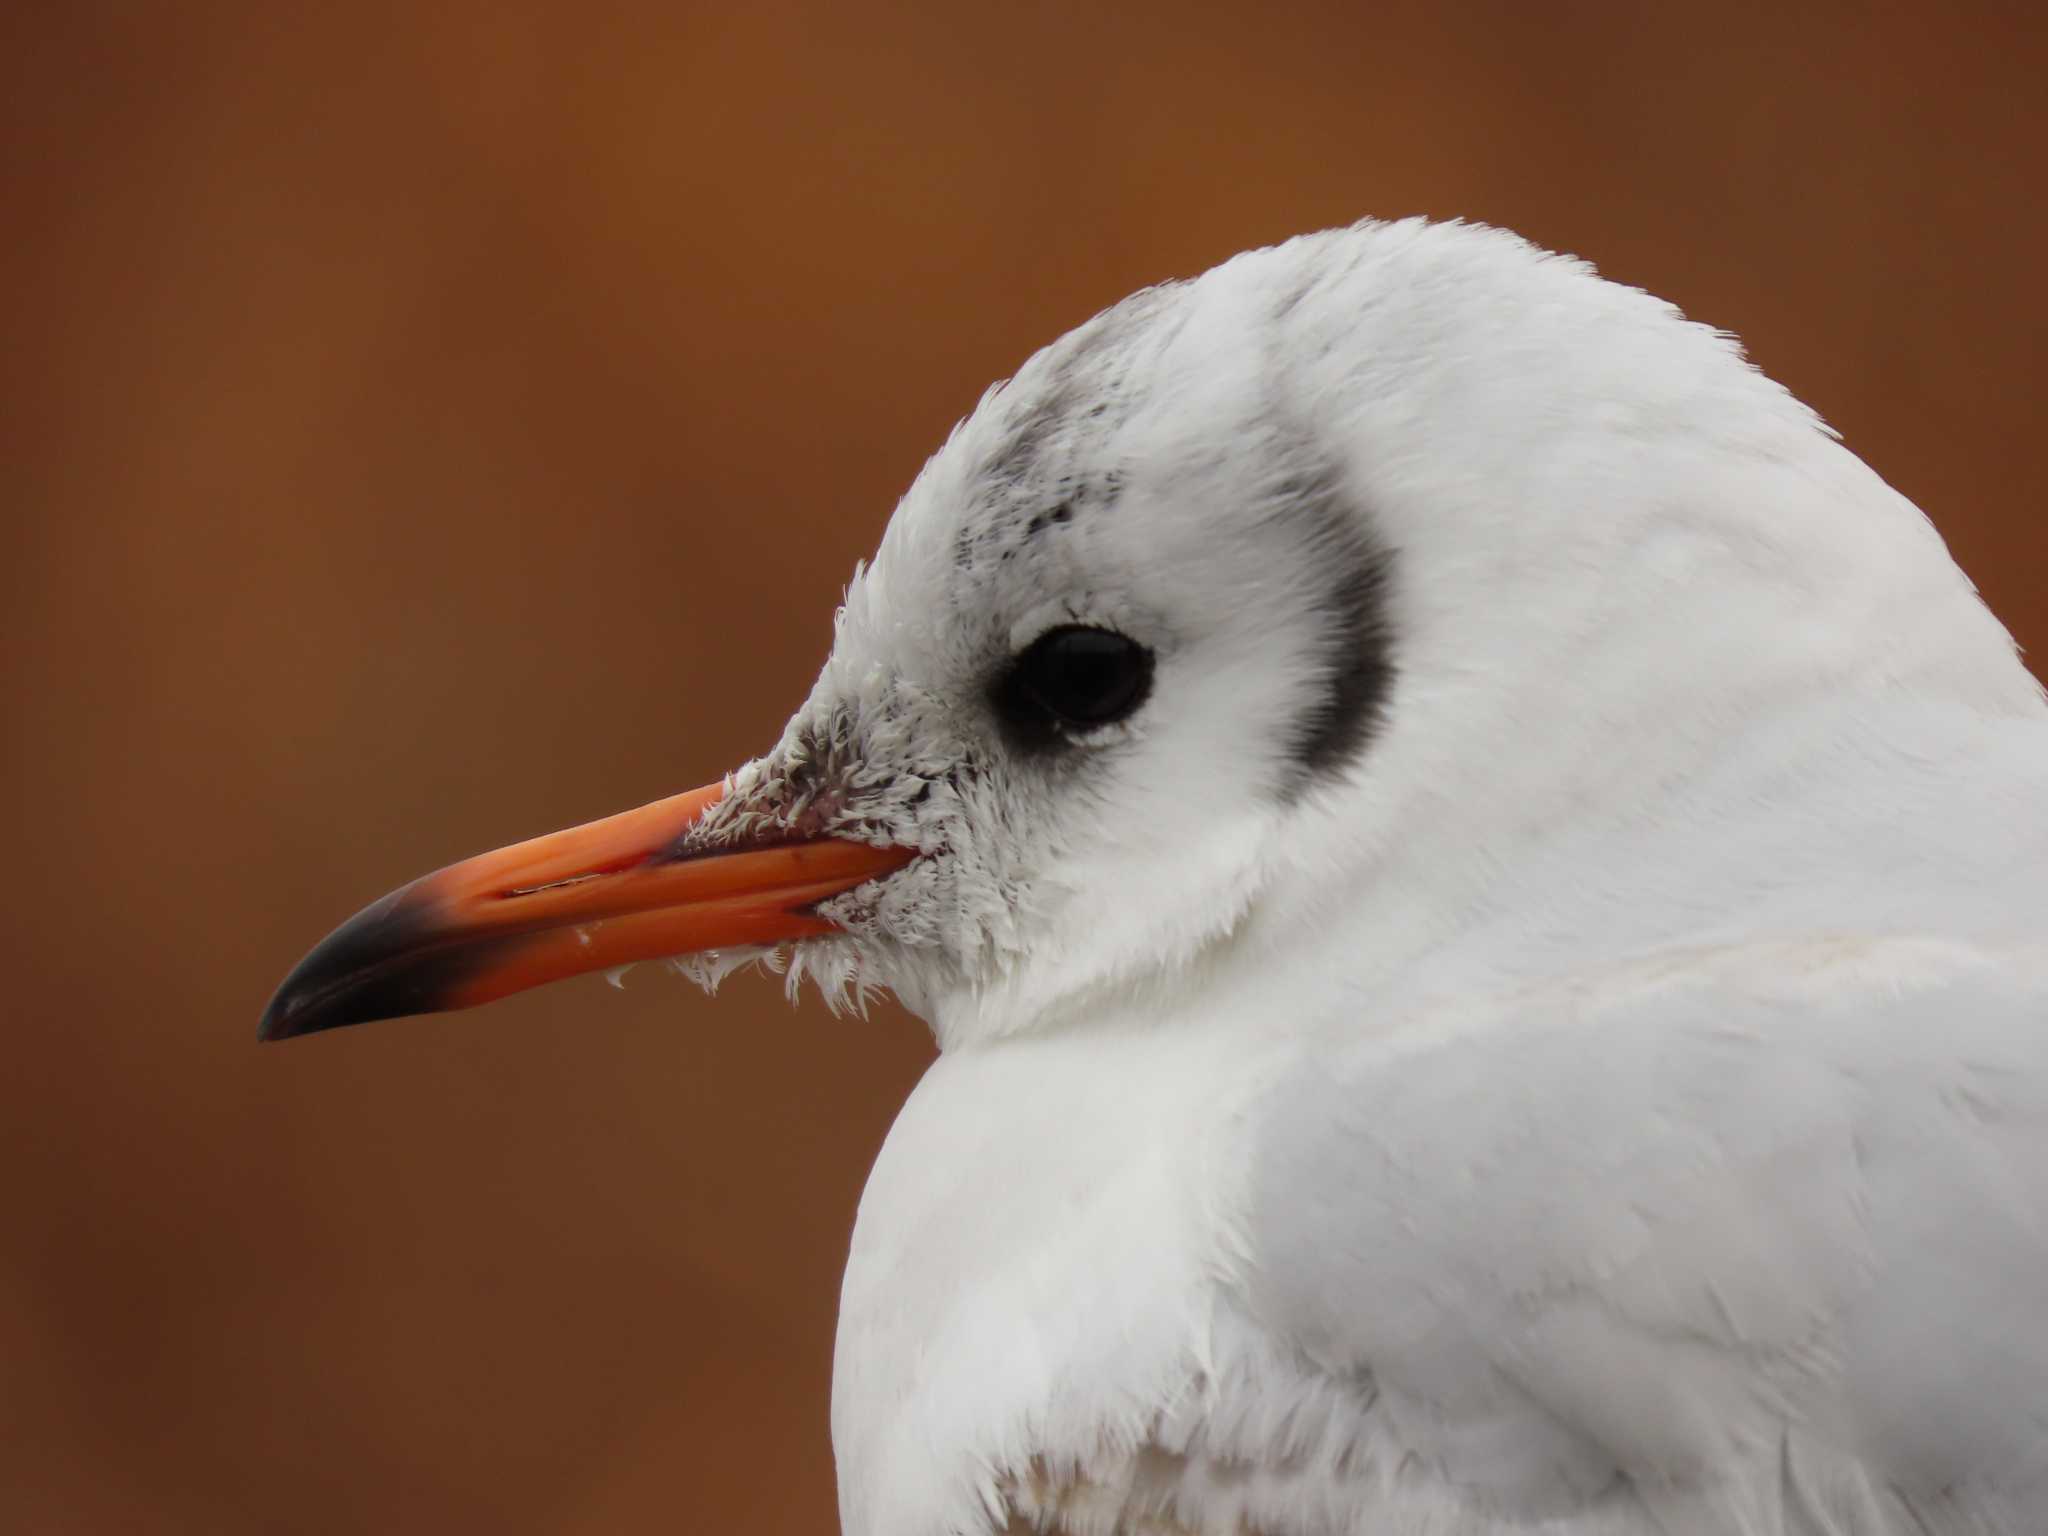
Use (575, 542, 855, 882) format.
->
(262, 220, 2031, 1049)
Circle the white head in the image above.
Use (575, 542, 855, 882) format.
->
(263, 218, 2038, 1051)
(675, 218, 2037, 1048)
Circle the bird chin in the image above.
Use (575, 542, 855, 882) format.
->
(668, 932, 889, 1016)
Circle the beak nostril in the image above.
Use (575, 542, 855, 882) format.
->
(496, 848, 671, 900)
(499, 871, 609, 900)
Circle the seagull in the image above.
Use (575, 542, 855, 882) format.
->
(262, 218, 2048, 1535)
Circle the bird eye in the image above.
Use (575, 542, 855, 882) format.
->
(994, 625, 1154, 741)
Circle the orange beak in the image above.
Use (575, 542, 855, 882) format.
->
(258, 781, 914, 1041)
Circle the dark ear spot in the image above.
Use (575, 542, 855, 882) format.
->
(1290, 542, 1395, 783)
(1271, 461, 1397, 795)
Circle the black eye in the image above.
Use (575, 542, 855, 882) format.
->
(992, 625, 1154, 745)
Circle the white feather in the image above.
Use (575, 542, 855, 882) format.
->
(680, 219, 2046, 1533)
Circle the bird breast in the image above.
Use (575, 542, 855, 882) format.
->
(829, 1018, 1380, 1536)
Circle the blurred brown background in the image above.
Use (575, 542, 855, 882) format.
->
(5, 2, 2044, 1530)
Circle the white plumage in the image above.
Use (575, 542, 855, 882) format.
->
(719, 220, 2048, 1535)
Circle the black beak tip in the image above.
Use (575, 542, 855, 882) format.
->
(257, 970, 358, 1042)
(257, 887, 475, 1043)
(256, 989, 313, 1043)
